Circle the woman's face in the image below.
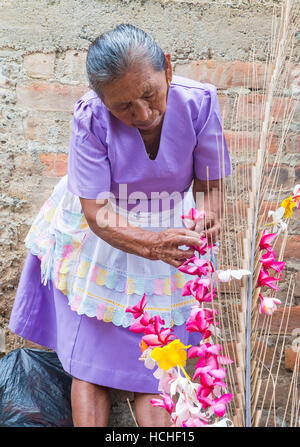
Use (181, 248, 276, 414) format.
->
(99, 54, 172, 133)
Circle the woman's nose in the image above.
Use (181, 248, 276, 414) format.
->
(132, 100, 151, 122)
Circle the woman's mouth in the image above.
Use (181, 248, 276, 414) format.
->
(136, 115, 160, 131)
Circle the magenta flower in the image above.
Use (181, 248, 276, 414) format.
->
(142, 328, 176, 348)
(182, 278, 216, 303)
(260, 251, 285, 276)
(188, 343, 223, 359)
(151, 394, 175, 414)
(256, 268, 280, 290)
(196, 373, 227, 399)
(191, 237, 208, 256)
(259, 230, 277, 251)
(181, 208, 205, 221)
(178, 257, 214, 277)
(186, 310, 211, 335)
(129, 321, 148, 333)
(144, 315, 165, 335)
(125, 294, 147, 319)
(198, 393, 233, 418)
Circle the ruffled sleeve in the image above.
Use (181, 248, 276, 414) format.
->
(193, 85, 231, 180)
(67, 98, 112, 199)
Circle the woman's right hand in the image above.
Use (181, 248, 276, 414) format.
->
(148, 228, 205, 268)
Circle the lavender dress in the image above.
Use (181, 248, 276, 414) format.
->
(9, 75, 230, 393)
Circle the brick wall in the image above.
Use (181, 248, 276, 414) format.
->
(0, 0, 299, 426)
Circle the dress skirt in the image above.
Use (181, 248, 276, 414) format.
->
(8, 175, 203, 393)
(8, 252, 201, 393)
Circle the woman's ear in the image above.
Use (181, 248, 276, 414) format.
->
(164, 53, 173, 83)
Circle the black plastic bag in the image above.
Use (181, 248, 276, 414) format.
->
(0, 348, 73, 427)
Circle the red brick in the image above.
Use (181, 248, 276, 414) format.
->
(286, 134, 300, 153)
(23, 53, 55, 79)
(174, 60, 270, 90)
(16, 82, 88, 112)
(225, 131, 279, 155)
(257, 306, 300, 335)
(261, 164, 292, 190)
(54, 153, 68, 177)
(285, 347, 300, 371)
(274, 235, 300, 260)
(236, 95, 290, 122)
(39, 152, 68, 177)
(39, 153, 54, 174)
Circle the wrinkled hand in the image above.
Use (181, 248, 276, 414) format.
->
(189, 211, 221, 245)
(149, 228, 205, 268)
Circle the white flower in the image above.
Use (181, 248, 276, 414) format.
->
(139, 347, 156, 370)
(268, 207, 287, 234)
(153, 367, 175, 393)
(171, 393, 204, 427)
(213, 269, 251, 283)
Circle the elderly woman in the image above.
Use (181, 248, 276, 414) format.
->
(9, 24, 230, 427)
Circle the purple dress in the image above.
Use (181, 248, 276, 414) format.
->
(9, 75, 230, 393)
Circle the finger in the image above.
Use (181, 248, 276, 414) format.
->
(173, 236, 204, 248)
(176, 228, 204, 239)
(204, 223, 221, 243)
(169, 258, 184, 268)
(174, 248, 195, 260)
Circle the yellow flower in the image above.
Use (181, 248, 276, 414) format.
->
(150, 339, 191, 371)
(280, 196, 295, 218)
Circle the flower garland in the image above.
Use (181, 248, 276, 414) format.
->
(257, 184, 300, 314)
(125, 184, 300, 427)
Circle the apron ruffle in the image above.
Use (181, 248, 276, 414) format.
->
(25, 175, 202, 328)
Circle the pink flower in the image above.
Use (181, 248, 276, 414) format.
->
(292, 184, 300, 209)
(192, 238, 208, 256)
(259, 294, 281, 315)
(196, 373, 227, 399)
(260, 251, 285, 276)
(142, 328, 175, 348)
(198, 393, 233, 418)
(259, 230, 277, 251)
(144, 315, 165, 335)
(129, 321, 148, 333)
(188, 343, 223, 359)
(178, 257, 214, 277)
(125, 294, 147, 319)
(151, 394, 175, 414)
(186, 310, 211, 335)
(182, 278, 216, 303)
(181, 208, 205, 221)
(256, 269, 280, 290)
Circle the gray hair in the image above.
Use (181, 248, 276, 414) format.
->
(86, 24, 167, 94)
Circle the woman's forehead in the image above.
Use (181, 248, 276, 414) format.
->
(102, 67, 164, 107)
